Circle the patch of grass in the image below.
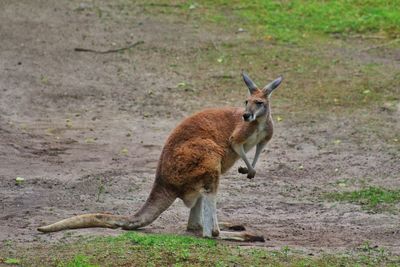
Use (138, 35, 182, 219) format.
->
(62, 255, 98, 267)
(3, 258, 21, 265)
(2, 232, 399, 266)
(203, 0, 400, 42)
(326, 186, 400, 212)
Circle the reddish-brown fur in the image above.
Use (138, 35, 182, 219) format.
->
(157, 105, 271, 200)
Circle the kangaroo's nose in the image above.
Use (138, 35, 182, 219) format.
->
(243, 113, 251, 121)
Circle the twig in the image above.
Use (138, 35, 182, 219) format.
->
(143, 3, 183, 8)
(74, 41, 144, 54)
(361, 39, 400, 52)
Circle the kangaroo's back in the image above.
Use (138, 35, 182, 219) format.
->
(155, 107, 243, 199)
(161, 107, 242, 156)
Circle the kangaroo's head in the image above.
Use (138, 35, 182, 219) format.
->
(241, 72, 283, 122)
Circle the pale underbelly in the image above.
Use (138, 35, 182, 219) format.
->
(243, 132, 266, 152)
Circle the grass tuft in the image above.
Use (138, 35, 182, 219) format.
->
(63, 255, 98, 267)
(326, 186, 400, 212)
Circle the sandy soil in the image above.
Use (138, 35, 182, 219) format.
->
(1, 0, 399, 256)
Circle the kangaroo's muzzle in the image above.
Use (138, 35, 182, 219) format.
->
(243, 112, 252, 121)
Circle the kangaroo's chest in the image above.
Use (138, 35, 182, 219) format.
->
(243, 123, 268, 152)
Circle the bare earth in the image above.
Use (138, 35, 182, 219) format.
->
(1, 0, 399, 257)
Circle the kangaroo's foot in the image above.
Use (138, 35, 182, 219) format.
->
(218, 222, 263, 242)
(188, 222, 246, 234)
(219, 222, 246, 231)
(218, 231, 265, 242)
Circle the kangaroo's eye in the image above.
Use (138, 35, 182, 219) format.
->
(244, 100, 248, 105)
(256, 101, 264, 106)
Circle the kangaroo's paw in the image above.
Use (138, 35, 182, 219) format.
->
(247, 169, 256, 179)
(219, 222, 246, 231)
(238, 166, 248, 174)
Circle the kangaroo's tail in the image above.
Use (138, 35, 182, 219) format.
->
(37, 182, 177, 233)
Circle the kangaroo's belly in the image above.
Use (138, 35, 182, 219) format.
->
(243, 130, 267, 152)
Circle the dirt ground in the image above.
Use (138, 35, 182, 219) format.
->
(1, 0, 399, 257)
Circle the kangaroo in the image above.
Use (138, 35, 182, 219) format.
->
(38, 72, 283, 242)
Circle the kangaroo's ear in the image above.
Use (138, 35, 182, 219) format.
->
(242, 72, 258, 94)
(262, 76, 283, 96)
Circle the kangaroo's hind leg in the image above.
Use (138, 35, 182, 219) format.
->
(187, 196, 244, 232)
(187, 195, 242, 233)
(187, 195, 203, 231)
(182, 172, 264, 241)
(201, 193, 264, 242)
(202, 192, 220, 238)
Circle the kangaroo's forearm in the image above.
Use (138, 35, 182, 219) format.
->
(232, 144, 254, 171)
(251, 142, 266, 168)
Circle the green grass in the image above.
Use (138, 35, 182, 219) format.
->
(326, 186, 400, 212)
(115, 0, 400, 42)
(63, 255, 98, 267)
(203, 0, 400, 42)
(3, 258, 21, 265)
(2, 232, 399, 266)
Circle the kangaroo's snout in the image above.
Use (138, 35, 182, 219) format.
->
(243, 112, 252, 121)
